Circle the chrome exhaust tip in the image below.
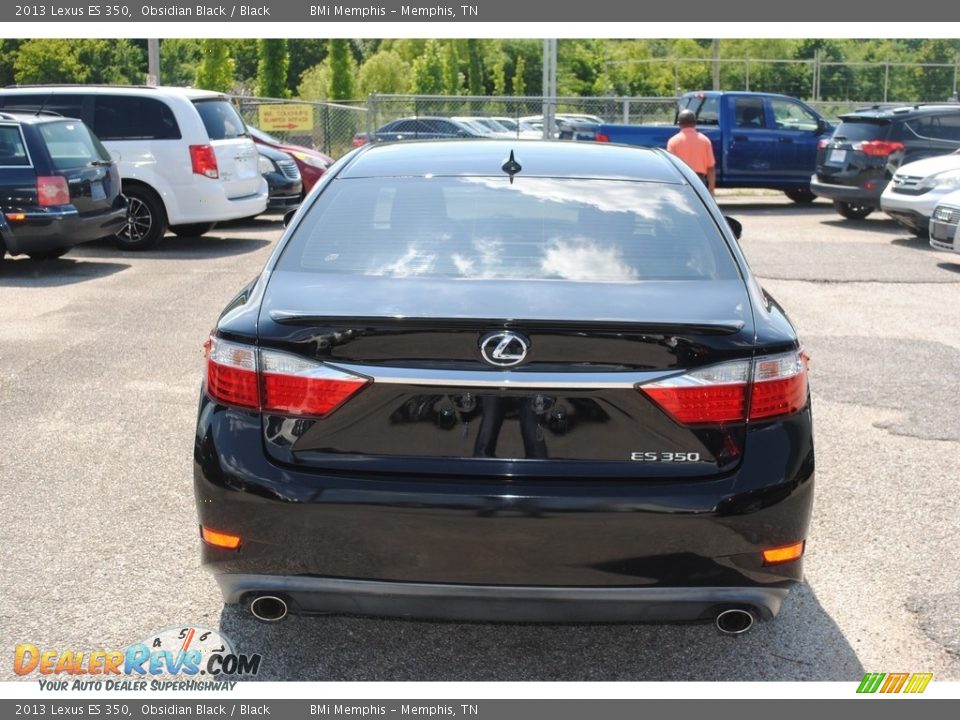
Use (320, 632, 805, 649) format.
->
(715, 608, 754, 635)
(249, 595, 288, 622)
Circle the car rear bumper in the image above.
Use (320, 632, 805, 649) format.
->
(216, 575, 790, 622)
(1, 203, 127, 255)
(194, 398, 815, 621)
(809, 176, 884, 204)
(167, 180, 269, 225)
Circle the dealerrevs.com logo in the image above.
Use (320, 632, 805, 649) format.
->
(14, 626, 261, 691)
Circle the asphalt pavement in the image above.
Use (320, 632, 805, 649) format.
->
(1, 199, 958, 681)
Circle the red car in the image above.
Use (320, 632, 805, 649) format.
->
(248, 126, 332, 195)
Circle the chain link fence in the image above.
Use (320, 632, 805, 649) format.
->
(366, 94, 681, 133)
(233, 95, 367, 160)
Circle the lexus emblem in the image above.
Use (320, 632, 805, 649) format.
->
(479, 331, 529, 367)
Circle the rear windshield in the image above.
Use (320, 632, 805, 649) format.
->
(37, 120, 110, 170)
(277, 177, 739, 282)
(832, 119, 890, 142)
(193, 99, 247, 141)
(0, 125, 30, 166)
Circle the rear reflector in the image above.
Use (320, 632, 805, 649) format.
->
(201, 526, 242, 550)
(762, 541, 805, 565)
(36, 176, 70, 206)
(204, 336, 370, 417)
(190, 144, 220, 179)
(639, 350, 809, 426)
(595, 132, 611, 143)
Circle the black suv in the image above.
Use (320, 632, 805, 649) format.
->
(811, 104, 960, 220)
(1, 112, 126, 263)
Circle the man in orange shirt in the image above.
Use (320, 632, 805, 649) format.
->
(666, 109, 716, 196)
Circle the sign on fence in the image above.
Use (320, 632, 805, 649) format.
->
(257, 103, 315, 132)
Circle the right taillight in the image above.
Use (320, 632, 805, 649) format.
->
(639, 350, 809, 426)
(36, 175, 70, 206)
(855, 140, 905, 157)
(203, 336, 370, 417)
(190, 144, 220, 179)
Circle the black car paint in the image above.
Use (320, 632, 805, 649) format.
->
(0, 114, 126, 258)
(195, 140, 813, 623)
(258, 144, 303, 211)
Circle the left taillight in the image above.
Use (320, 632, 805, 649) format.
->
(638, 349, 809, 426)
(203, 336, 370, 417)
(36, 176, 70, 206)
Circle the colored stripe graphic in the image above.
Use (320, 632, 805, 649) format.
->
(904, 673, 933, 694)
(857, 672, 932, 694)
(881, 673, 909, 693)
(857, 673, 885, 693)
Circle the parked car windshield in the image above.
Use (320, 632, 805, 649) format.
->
(278, 177, 738, 282)
(193, 99, 248, 140)
(37, 120, 110, 170)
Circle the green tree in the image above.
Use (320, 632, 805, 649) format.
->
(466, 39, 484, 95)
(160, 39, 201, 87)
(194, 39, 235, 93)
(287, 40, 327, 96)
(411, 39, 445, 95)
(442, 41, 463, 95)
(14, 39, 88, 84)
(512, 56, 526, 96)
(327, 39, 356, 101)
(0, 39, 23, 86)
(298, 63, 329, 101)
(257, 39, 290, 98)
(358, 50, 411, 97)
(230, 39, 259, 85)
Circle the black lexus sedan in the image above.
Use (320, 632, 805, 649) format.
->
(194, 140, 814, 632)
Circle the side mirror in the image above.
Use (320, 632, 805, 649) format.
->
(282, 208, 298, 228)
(817, 118, 831, 134)
(724, 216, 742, 240)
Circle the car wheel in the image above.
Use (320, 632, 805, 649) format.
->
(27, 247, 71, 261)
(784, 188, 817, 203)
(833, 200, 874, 220)
(170, 223, 216, 238)
(115, 186, 166, 250)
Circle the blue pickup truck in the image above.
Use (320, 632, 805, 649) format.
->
(593, 91, 834, 202)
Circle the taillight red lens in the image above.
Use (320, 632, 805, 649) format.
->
(856, 140, 905, 157)
(205, 337, 259, 409)
(595, 132, 611, 143)
(351, 135, 368, 147)
(640, 350, 809, 426)
(36, 176, 70, 206)
(260, 350, 368, 416)
(204, 337, 370, 417)
(817, 139, 829, 149)
(190, 144, 219, 179)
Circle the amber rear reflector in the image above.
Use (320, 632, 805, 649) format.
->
(201, 526, 242, 550)
(762, 541, 805, 565)
(5, 213, 26, 221)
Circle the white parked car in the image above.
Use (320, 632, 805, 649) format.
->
(879, 149, 960, 237)
(929, 188, 960, 254)
(0, 86, 268, 249)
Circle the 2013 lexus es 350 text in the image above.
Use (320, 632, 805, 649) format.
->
(193, 140, 814, 633)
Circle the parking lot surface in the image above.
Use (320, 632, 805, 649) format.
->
(1, 199, 958, 681)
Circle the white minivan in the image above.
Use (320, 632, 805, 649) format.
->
(0, 86, 268, 249)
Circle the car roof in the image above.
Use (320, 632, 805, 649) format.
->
(340, 139, 685, 182)
(0, 110, 81, 125)
(840, 103, 960, 120)
(1, 85, 228, 100)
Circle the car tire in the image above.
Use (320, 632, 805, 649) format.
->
(170, 223, 216, 238)
(833, 200, 874, 220)
(784, 188, 817, 203)
(115, 186, 166, 251)
(27, 247, 71, 261)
